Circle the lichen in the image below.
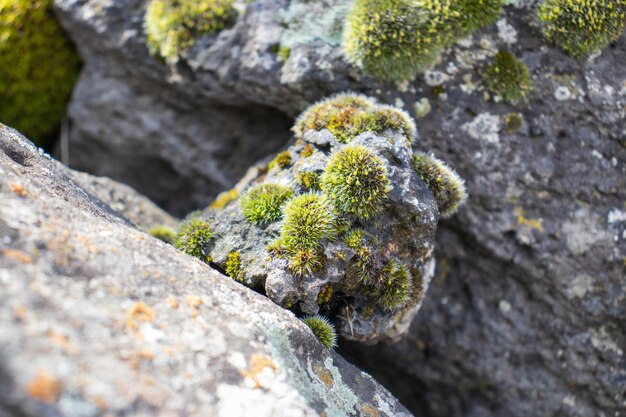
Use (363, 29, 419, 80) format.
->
(149, 225, 176, 244)
(538, 0, 626, 58)
(144, 0, 237, 61)
(302, 315, 338, 348)
(174, 218, 213, 261)
(413, 152, 467, 218)
(240, 183, 294, 226)
(268, 151, 293, 170)
(485, 51, 532, 103)
(0, 0, 81, 147)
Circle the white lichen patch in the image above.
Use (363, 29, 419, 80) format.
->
(554, 86, 573, 101)
(565, 274, 594, 299)
(562, 208, 611, 255)
(589, 326, 623, 356)
(216, 383, 317, 417)
(413, 98, 432, 119)
(460, 73, 479, 94)
(462, 113, 501, 143)
(496, 19, 518, 44)
(607, 209, 626, 224)
(424, 70, 450, 86)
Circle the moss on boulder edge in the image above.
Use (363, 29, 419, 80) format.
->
(189, 94, 465, 344)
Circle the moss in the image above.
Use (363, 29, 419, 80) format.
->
(368, 259, 413, 310)
(268, 151, 293, 169)
(209, 187, 239, 209)
(485, 51, 532, 103)
(413, 152, 467, 218)
(288, 248, 325, 276)
(174, 218, 213, 261)
(343, 0, 504, 81)
(302, 315, 338, 348)
(344, 229, 379, 287)
(149, 225, 176, 244)
(317, 284, 334, 305)
(240, 183, 294, 226)
(144, 0, 237, 61)
(294, 93, 416, 144)
(295, 171, 321, 191)
(300, 143, 315, 157)
(278, 46, 291, 61)
(538, 0, 626, 58)
(322, 145, 391, 220)
(0, 0, 81, 147)
(225, 251, 243, 281)
(279, 192, 338, 252)
(504, 113, 524, 134)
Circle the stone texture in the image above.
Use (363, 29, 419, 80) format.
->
(0, 124, 413, 417)
(52, 1, 626, 416)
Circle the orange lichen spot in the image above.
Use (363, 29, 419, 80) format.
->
(48, 330, 79, 355)
(240, 354, 278, 388)
(166, 295, 179, 309)
(312, 362, 334, 388)
(1, 249, 33, 264)
(186, 295, 203, 318)
(26, 370, 61, 403)
(11, 183, 27, 197)
(515, 207, 544, 232)
(12, 305, 27, 321)
(127, 302, 154, 332)
(360, 404, 381, 417)
(92, 395, 107, 410)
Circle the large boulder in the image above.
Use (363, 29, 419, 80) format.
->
(0, 124, 412, 417)
(53, 1, 626, 416)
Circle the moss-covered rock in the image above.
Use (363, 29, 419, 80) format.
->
(184, 94, 464, 343)
(0, 0, 80, 147)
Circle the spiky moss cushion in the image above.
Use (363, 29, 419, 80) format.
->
(0, 0, 80, 147)
(538, 0, 626, 58)
(144, 0, 237, 61)
(484, 51, 532, 103)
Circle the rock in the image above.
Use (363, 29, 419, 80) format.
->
(0, 124, 413, 417)
(198, 94, 457, 344)
(52, 1, 626, 416)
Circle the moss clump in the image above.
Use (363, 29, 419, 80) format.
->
(317, 284, 334, 305)
(368, 259, 413, 310)
(149, 226, 176, 244)
(504, 113, 524, 134)
(276, 193, 338, 275)
(295, 171, 321, 191)
(294, 93, 415, 144)
(343, 0, 503, 82)
(144, 0, 237, 61)
(240, 183, 294, 226)
(0, 0, 80, 147)
(268, 151, 293, 170)
(413, 152, 467, 218)
(538, 0, 626, 58)
(300, 143, 315, 157)
(225, 251, 243, 281)
(322, 145, 391, 220)
(344, 229, 378, 286)
(210, 187, 239, 209)
(485, 51, 532, 103)
(174, 218, 213, 261)
(278, 46, 291, 61)
(302, 315, 338, 348)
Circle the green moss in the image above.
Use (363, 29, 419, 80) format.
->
(343, 0, 504, 81)
(209, 187, 239, 209)
(268, 151, 293, 169)
(144, 0, 237, 61)
(322, 145, 391, 220)
(344, 229, 378, 287)
(300, 143, 315, 157)
(278, 46, 291, 60)
(317, 284, 334, 305)
(174, 218, 213, 261)
(368, 259, 413, 310)
(302, 315, 338, 348)
(485, 51, 532, 103)
(240, 183, 294, 226)
(225, 251, 243, 281)
(294, 93, 415, 144)
(149, 225, 176, 244)
(288, 248, 325, 276)
(295, 171, 321, 191)
(538, 0, 626, 58)
(504, 113, 524, 134)
(413, 152, 467, 218)
(279, 193, 338, 252)
(0, 0, 81, 147)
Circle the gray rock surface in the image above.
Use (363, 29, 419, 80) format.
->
(52, 1, 626, 416)
(0, 124, 413, 417)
